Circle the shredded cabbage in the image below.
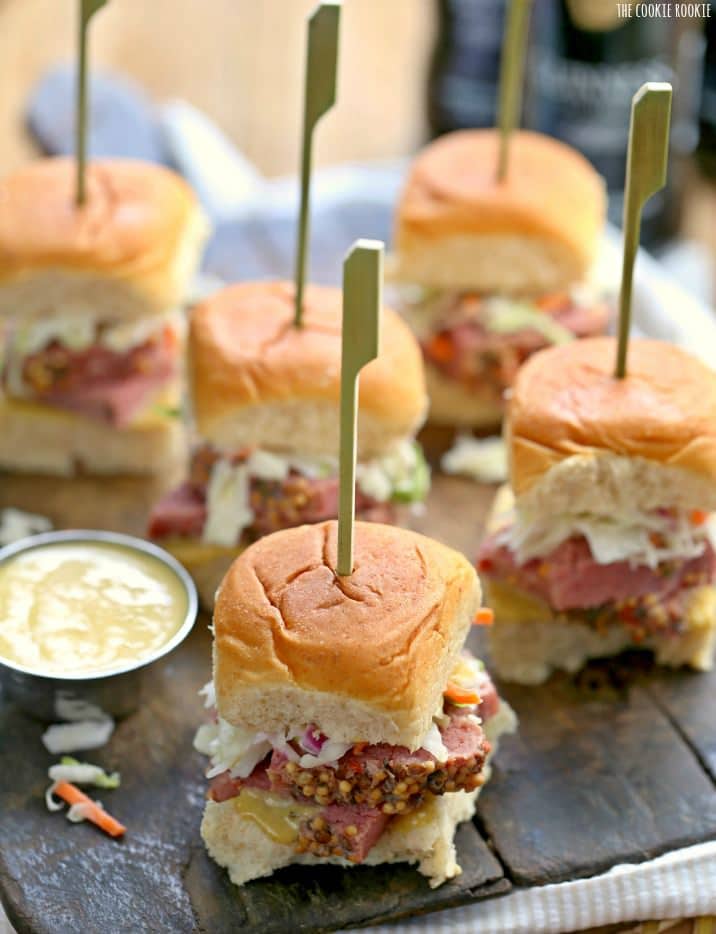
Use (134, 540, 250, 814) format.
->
(201, 440, 430, 545)
(441, 435, 507, 484)
(42, 718, 114, 755)
(420, 723, 449, 763)
(199, 680, 216, 710)
(48, 757, 120, 789)
(195, 719, 272, 779)
(501, 506, 715, 569)
(12, 312, 178, 356)
(194, 653, 494, 777)
(202, 460, 253, 547)
(45, 785, 64, 812)
(297, 738, 353, 769)
(67, 801, 99, 824)
(0, 508, 52, 546)
(53, 695, 108, 723)
(482, 297, 573, 344)
(356, 441, 430, 504)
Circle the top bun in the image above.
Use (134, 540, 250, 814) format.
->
(393, 129, 606, 295)
(0, 158, 209, 319)
(508, 337, 716, 514)
(190, 281, 428, 459)
(213, 520, 481, 750)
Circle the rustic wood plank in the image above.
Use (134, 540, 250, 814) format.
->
(476, 661, 716, 886)
(0, 623, 211, 934)
(183, 825, 508, 934)
(2, 424, 716, 928)
(0, 472, 180, 537)
(644, 668, 716, 780)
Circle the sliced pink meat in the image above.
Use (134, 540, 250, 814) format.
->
(423, 294, 610, 395)
(16, 332, 178, 426)
(211, 707, 488, 808)
(208, 760, 271, 802)
(149, 471, 394, 542)
(475, 670, 500, 721)
(477, 530, 716, 612)
(297, 804, 390, 862)
(148, 483, 206, 540)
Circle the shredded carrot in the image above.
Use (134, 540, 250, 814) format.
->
(690, 509, 709, 527)
(53, 781, 126, 838)
(473, 608, 494, 626)
(426, 334, 454, 364)
(443, 682, 480, 706)
(163, 324, 180, 351)
(535, 291, 569, 313)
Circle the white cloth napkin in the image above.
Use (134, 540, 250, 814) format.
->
(356, 842, 716, 934)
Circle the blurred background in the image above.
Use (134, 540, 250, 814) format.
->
(0, 0, 714, 293)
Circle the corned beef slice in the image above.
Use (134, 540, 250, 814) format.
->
(148, 483, 207, 539)
(297, 804, 390, 862)
(20, 336, 176, 426)
(478, 531, 716, 612)
(149, 472, 394, 541)
(209, 708, 489, 809)
(424, 297, 609, 392)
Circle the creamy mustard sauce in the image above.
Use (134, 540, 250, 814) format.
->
(392, 794, 438, 834)
(233, 789, 316, 845)
(0, 542, 188, 675)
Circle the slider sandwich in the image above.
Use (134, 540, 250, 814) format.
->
(0, 158, 209, 475)
(196, 520, 516, 887)
(391, 130, 610, 428)
(148, 282, 430, 604)
(477, 337, 716, 684)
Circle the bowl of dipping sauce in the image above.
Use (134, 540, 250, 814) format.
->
(0, 529, 198, 720)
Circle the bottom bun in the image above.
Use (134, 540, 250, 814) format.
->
(158, 537, 245, 609)
(0, 395, 185, 477)
(486, 579, 716, 685)
(201, 787, 479, 889)
(425, 362, 503, 429)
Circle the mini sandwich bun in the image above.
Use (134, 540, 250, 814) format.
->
(190, 281, 428, 459)
(394, 129, 606, 294)
(0, 158, 209, 320)
(481, 484, 716, 683)
(508, 337, 716, 511)
(486, 582, 716, 685)
(0, 389, 185, 476)
(424, 360, 505, 429)
(212, 520, 481, 750)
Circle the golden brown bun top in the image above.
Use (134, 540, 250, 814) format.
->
(213, 520, 479, 716)
(190, 280, 427, 441)
(0, 157, 202, 282)
(509, 337, 716, 494)
(396, 129, 605, 277)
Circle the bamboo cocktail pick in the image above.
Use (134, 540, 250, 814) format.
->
(496, 0, 532, 182)
(293, 1, 341, 327)
(615, 82, 672, 378)
(76, 0, 108, 206)
(336, 240, 383, 577)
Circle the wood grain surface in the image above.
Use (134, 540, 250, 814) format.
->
(1, 461, 715, 932)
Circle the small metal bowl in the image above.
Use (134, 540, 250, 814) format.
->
(0, 529, 198, 721)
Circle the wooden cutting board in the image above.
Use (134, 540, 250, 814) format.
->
(1, 449, 715, 933)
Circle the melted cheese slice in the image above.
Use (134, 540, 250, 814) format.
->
(233, 789, 317, 845)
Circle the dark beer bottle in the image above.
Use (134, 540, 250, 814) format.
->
(428, 0, 706, 248)
(523, 1, 705, 246)
(698, 12, 716, 178)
